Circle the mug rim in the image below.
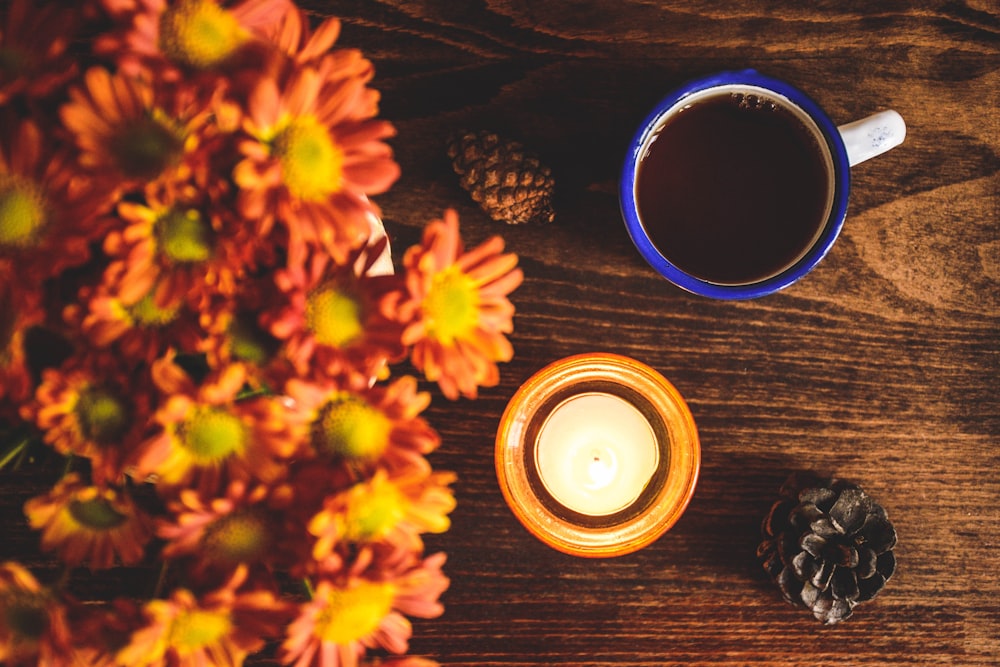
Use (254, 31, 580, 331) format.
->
(619, 69, 851, 300)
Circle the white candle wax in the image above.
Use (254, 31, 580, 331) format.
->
(534, 392, 659, 516)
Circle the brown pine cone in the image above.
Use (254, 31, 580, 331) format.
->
(446, 130, 555, 225)
(757, 473, 898, 624)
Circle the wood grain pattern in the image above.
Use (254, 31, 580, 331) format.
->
(308, 2, 999, 665)
(3, 1, 998, 666)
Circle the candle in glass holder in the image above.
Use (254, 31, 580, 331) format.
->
(495, 353, 700, 557)
(534, 392, 659, 516)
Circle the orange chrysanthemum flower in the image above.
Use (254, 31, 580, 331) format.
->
(60, 67, 211, 192)
(288, 374, 440, 475)
(25, 353, 152, 484)
(280, 549, 448, 667)
(391, 209, 523, 400)
(0, 561, 75, 666)
(0, 270, 43, 420)
(266, 244, 405, 382)
(70, 598, 144, 667)
(261, 8, 346, 65)
(258, 7, 377, 89)
(117, 565, 292, 667)
(0, 118, 112, 282)
(104, 186, 253, 313)
(233, 59, 399, 264)
(24, 473, 153, 571)
(157, 479, 295, 574)
(308, 467, 455, 561)
(205, 308, 281, 370)
(66, 273, 205, 364)
(97, 0, 291, 79)
(133, 355, 297, 493)
(196, 277, 292, 389)
(0, 0, 80, 104)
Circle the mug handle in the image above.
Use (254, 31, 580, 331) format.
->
(838, 110, 906, 167)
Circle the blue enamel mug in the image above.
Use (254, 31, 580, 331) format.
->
(620, 70, 905, 299)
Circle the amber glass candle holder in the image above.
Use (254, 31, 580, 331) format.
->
(495, 353, 700, 557)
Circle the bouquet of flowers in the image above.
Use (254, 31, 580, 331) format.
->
(0, 1, 523, 665)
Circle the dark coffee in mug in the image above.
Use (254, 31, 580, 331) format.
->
(635, 90, 833, 285)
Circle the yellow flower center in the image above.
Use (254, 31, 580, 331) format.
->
(342, 477, 407, 542)
(159, 0, 247, 69)
(68, 495, 128, 530)
(157, 208, 213, 264)
(306, 282, 364, 348)
(422, 267, 480, 345)
(110, 114, 185, 181)
(128, 293, 180, 328)
(169, 608, 232, 652)
(180, 407, 247, 463)
(314, 582, 395, 645)
(76, 386, 131, 446)
(272, 116, 343, 201)
(2, 593, 49, 643)
(0, 177, 47, 250)
(315, 395, 391, 462)
(227, 313, 278, 365)
(202, 509, 271, 565)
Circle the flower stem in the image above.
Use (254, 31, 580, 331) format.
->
(153, 561, 170, 599)
(0, 437, 29, 471)
(236, 386, 272, 400)
(302, 577, 314, 600)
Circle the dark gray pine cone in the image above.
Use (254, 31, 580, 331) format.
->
(757, 473, 897, 624)
(446, 130, 555, 225)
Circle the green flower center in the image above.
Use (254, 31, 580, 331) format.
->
(180, 407, 247, 463)
(343, 480, 406, 542)
(157, 208, 213, 264)
(110, 115, 184, 181)
(423, 267, 480, 345)
(2, 594, 49, 642)
(202, 509, 271, 565)
(76, 387, 131, 446)
(68, 496, 128, 530)
(159, 0, 247, 69)
(227, 313, 278, 365)
(314, 582, 394, 645)
(306, 282, 364, 348)
(272, 117, 343, 201)
(315, 395, 391, 462)
(0, 177, 47, 250)
(169, 608, 232, 651)
(128, 293, 180, 328)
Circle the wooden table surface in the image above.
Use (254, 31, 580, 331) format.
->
(301, 2, 999, 665)
(2, 2, 998, 666)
